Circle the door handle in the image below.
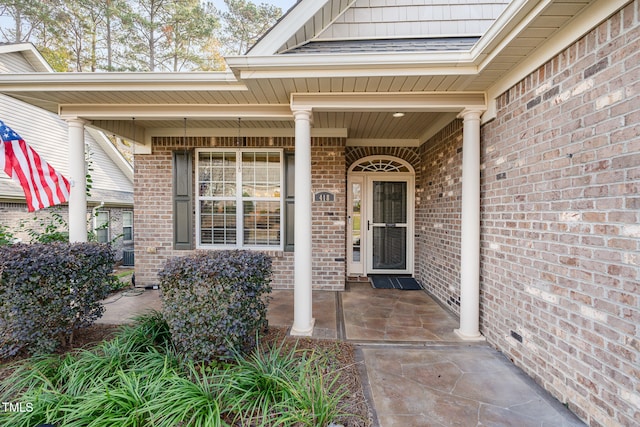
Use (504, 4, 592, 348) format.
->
(367, 220, 370, 231)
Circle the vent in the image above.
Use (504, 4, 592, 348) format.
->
(510, 330, 523, 343)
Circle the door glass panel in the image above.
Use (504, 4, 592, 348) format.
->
(372, 180, 407, 271)
(373, 181, 407, 224)
(351, 182, 361, 262)
(372, 227, 407, 270)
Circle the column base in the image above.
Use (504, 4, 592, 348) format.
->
(290, 318, 315, 337)
(454, 328, 486, 341)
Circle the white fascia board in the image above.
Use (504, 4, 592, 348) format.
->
(0, 71, 244, 92)
(59, 104, 293, 121)
(291, 92, 486, 112)
(227, 51, 477, 79)
(470, 0, 548, 63)
(86, 127, 133, 183)
(483, 0, 631, 121)
(247, 0, 333, 56)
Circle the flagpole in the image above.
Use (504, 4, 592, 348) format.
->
(67, 118, 88, 242)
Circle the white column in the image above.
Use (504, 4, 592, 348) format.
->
(455, 109, 485, 341)
(291, 108, 315, 336)
(67, 119, 88, 243)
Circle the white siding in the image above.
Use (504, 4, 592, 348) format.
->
(0, 51, 37, 73)
(86, 133, 133, 196)
(0, 93, 70, 198)
(0, 94, 132, 205)
(316, 0, 510, 39)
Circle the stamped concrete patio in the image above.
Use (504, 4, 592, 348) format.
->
(99, 280, 584, 427)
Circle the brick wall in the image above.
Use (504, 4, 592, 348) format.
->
(0, 202, 131, 260)
(414, 121, 464, 314)
(480, 3, 639, 425)
(134, 136, 346, 291)
(312, 138, 347, 290)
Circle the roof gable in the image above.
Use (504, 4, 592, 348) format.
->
(249, 0, 510, 56)
(0, 43, 52, 72)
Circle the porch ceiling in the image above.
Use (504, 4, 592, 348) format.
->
(0, 75, 480, 146)
(0, 0, 620, 147)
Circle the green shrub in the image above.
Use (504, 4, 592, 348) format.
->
(0, 242, 117, 357)
(158, 250, 272, 362)
(223, 340, 351, 426)
(0, 315, 355, 427)
(0, 224, 16, 246)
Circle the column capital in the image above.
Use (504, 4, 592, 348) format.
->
(458, 108, 484, 121)
(65, 117, 88, 127)
(291, 108, 313, 122)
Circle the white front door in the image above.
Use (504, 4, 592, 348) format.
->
(347, 157, 414, 276)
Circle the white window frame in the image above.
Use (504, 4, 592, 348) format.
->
(122, 211, 133, 242)
(196, 148, 284, 251)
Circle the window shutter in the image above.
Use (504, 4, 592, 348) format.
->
(173, 150, 193, 250)
(284, 152, 295, 252)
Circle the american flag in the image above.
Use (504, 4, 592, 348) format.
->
(0, 119, 71, 212)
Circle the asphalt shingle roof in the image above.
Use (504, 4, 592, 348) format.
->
(283, 37, 480, 54)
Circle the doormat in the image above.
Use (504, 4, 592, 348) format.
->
(369, 276, 422, 290)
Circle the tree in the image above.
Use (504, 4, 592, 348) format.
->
(219, 0, 281, 55)
(122, 0, 174, 71)
(94, 0, 132, 71)
(159, 0, 218, 72)
(0, 0, 280, 72)
(0, 0, 54, 43)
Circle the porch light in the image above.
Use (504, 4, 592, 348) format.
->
(392, 112, 405, 118)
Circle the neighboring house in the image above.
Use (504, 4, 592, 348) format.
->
(0, 44, 134, 261)
(0, 1, 637, 425)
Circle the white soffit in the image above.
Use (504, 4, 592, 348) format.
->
(483, 0, 631, 121)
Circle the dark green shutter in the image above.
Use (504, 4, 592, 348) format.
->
(173, 150, 193, 250)
(284, 152, 295, 252)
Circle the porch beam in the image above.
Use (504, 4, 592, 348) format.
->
(291, 108, 315, 336)
(67, 118, 88, 243)
(455, 109, 485, 341)
(59, 104, 293, 121)
(291, 92, 486, 112)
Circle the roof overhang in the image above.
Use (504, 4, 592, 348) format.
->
(0, 71, 244, 92)
(0, 43, 53, 72)
(226, 51, 478, 79)
(0, 0, 629, 152)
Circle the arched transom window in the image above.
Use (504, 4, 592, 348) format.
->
(349, 156, 414, 174)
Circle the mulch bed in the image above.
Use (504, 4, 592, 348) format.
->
(1, 324, 373, 426)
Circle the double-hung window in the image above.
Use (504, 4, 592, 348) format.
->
(122, 211, 133, 241)
(196, 149, 283, 250)
(95, 211, 109, 243)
